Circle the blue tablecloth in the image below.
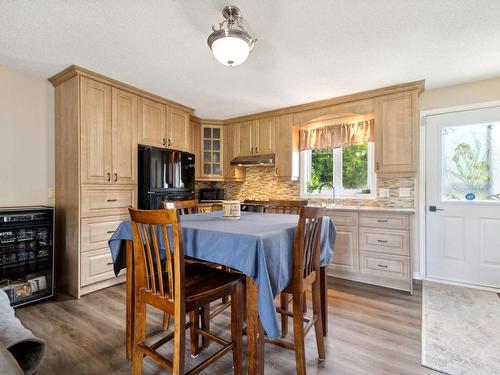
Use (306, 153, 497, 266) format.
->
(108, 211, 335, 339)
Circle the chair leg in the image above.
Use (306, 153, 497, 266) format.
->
(189, 309, 200, 357)
(130, 301, 146, 375)
(173, 307, 186, 375)
(303, 291, 307, 313)
(201, 304, 210, 348)
(312, 278, 326, 360)
(222, 266, 230, 304)
(162, 312, 171, 330)
(280, 293, 289, 337)
(231, 282, 244, 375)
(292, 290, 307, 375)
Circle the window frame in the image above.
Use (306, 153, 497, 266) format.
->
(299, 142, 377, 200)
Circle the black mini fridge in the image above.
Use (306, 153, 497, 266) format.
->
(0, 206, 55, 307)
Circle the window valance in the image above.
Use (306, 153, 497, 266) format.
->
(299, 117, 374, 151)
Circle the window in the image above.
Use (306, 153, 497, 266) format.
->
(300, 142, 375, 198)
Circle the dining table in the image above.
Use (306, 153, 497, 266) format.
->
(108, 211, 335, 374)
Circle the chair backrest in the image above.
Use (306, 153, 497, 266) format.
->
(161, 199, 198, 215)
(128, 208, 185, 303)
(293, 206, 325, 283)
(265, 200, 308, 214)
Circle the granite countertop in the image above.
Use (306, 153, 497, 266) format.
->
(323, 205, 416, 214)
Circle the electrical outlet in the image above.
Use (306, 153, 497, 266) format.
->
(399, 187, 411, 197)
(48, 187, 56, 199)
(379, 188, 390, 198)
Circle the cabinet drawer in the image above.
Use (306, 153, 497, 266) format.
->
(326, 211, 358, 226)
(359, 227, 409, 256)
(359, 212, 409, 230)
(81, 185, 136, 217)
(81, 248, 120, 286)
(360, 252, 410, 280)
(81, 215, 128, 252)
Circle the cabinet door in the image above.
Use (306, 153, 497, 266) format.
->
(223, 125, 245, 181)
(329, 225, 359, 272)
(190, 120, 202, 179)
(167, 107, 190, 151)
(254, 116, 275, 155)
(201, 125, 223, 179)
(138, 98, 165, 148)
(275, 114, 299, 179)
(111, 88, 137, 185)
(375, 91, 417, 174)
(80, 77, 112, 184)
(235, 121, 254, 156)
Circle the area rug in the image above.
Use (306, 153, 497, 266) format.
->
(422, 280, 500, 374)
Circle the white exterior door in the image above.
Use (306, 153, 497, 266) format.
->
(426, 106, 500, 289)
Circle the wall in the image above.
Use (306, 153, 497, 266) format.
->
(420, 77, 500, 110)
(0, 65, 54, 207)
(221, 167, 415, 208)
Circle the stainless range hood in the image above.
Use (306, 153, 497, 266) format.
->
(230, 154, 275, 167)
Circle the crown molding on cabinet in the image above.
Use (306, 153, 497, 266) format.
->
(49, 65, 194, 113)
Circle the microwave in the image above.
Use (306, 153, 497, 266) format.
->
(198, 188, 224, 201)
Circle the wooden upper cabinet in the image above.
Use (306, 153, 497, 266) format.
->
(254, 117, 275, 154)
(223, 125, 245, 181)
(80, 77, 112, 184)
(138, 98, 166, 148)
(275, 114, 299, 179)
(375, 91, 418, 174)
(235, 121, 254, 156)
(111, 88, 138, 185)
(167, 107, 190, 152)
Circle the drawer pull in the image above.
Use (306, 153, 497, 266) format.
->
(377, 239, 388, 243)
(106, 262, 113, 266)
(107, 199, 118, 202)
(107, 230, 115, 234)
(377, 264, 388, 268)
(377, 219, 388, 223)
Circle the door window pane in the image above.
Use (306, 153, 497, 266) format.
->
(442, 123, 500, 201)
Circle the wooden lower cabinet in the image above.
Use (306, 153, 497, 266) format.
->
(327, 210, 413, 293)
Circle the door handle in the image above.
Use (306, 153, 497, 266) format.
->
(162, 138, 166, 146)
(114, 173, 118, 182)
(429, 205, 444, 212)
(255, 147, 258, 154)
(168, 138, 171, 147)
(107, 172, 111, 182)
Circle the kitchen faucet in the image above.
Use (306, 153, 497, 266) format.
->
(318, 182, 336, 206)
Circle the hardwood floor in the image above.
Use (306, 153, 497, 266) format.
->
(16, 278, 437, 375)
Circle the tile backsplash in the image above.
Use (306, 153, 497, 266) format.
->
(197, 167, 415, 208)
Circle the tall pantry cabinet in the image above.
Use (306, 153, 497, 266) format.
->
(50, 66, 193, 297)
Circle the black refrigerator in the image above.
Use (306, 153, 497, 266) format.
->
(138, 145, 195, 209)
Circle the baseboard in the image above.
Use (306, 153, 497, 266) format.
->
(413, 272, 421, 280)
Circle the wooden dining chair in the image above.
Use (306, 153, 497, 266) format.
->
(266, 206, 326, 375)
(161, 199, 198, 215)
(265, 199, 308, 214)
(128, 208, 244, 375)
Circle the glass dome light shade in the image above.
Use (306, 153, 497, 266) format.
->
(211, 36, 250, 66)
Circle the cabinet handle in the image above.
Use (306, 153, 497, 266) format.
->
(168, 138, 171, 147)
(107, 199, 118, 202)
(376, 162, 379, 171)
(377, 264, 388, 268)
(377, 219, 388, 223)
(255, 147, 258, 154)
(107, 172, 111, 182)
(377, 239, 388, 243)
(275, 167, 279, 175)
(114, 173, 118, 182)
(107, 262, 114, 266)
(233, 170, 236, 177)
(107, 230, 115, 234)
(163, 138, 166, 146)
(251, 147, 253, 154)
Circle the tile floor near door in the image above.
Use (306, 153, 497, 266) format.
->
(16, 278, 436, 375)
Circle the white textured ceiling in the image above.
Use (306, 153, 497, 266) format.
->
(1, 0, 500, 118)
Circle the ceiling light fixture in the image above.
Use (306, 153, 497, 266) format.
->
(207, 6, 256, 67)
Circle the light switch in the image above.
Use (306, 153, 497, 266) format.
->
(48, 187, 56, 199)
(399, 187, 411, 197)
(379, 188, 390, 198)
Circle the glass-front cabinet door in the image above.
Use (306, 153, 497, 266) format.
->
(201, 125, 223, 179)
